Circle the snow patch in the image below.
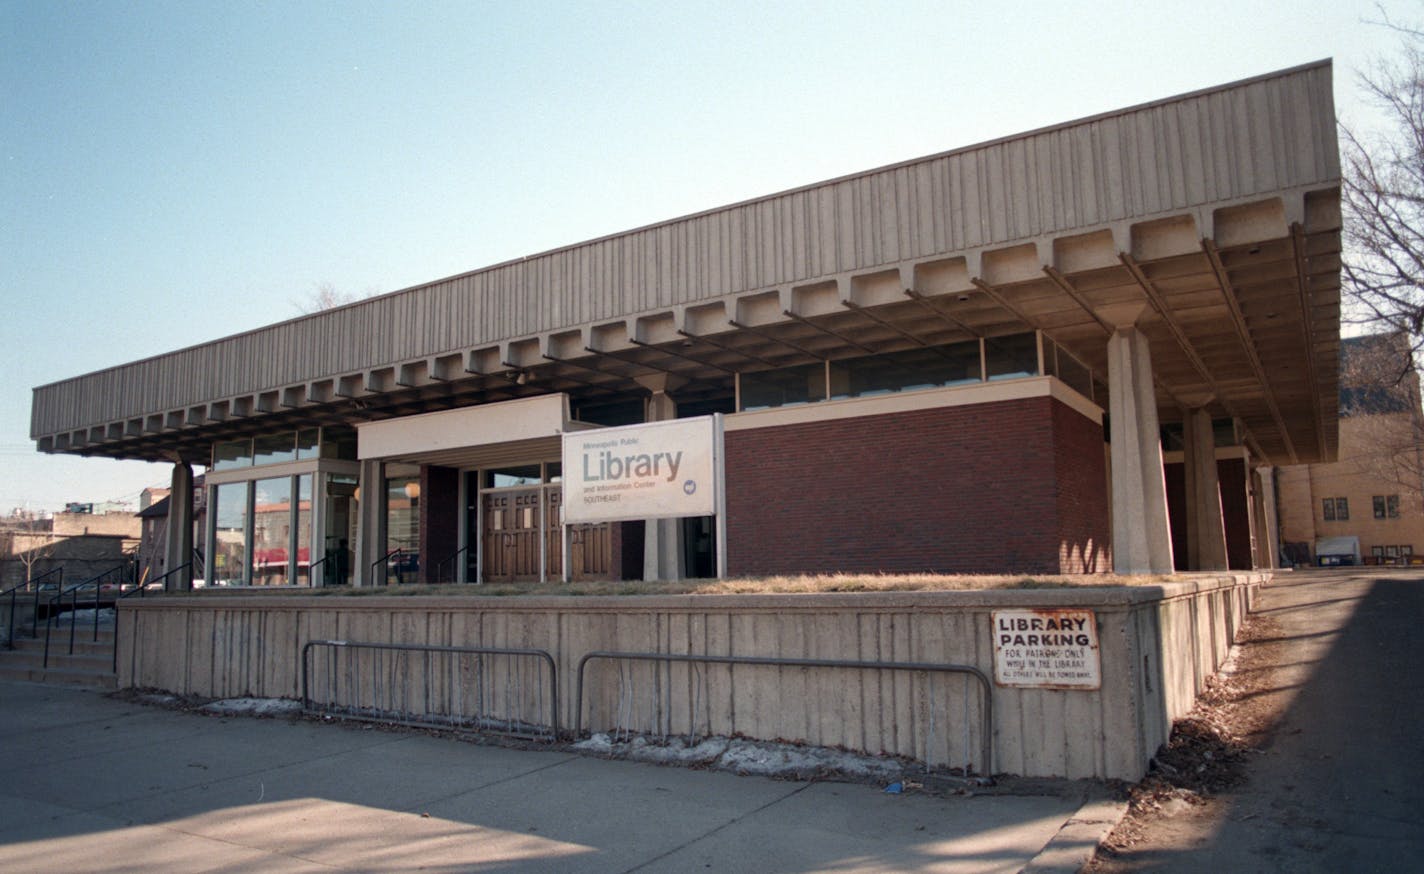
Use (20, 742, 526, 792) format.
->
(576, 733, 906, 782)
(201, 697, 303, 717)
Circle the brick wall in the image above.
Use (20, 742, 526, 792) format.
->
(419, 465, 461, 581)
(725, 396, 1109, 576)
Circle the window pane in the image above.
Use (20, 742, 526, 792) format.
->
(1337, 497, 1349, 520)
(213, 483, 249, 585)
(1389, 494, 1400, 518)
(295, 475, 313, 586)
(1323, 498, 1335, 521)
(253, 477, 293, 585)
(254, 433, 297, 467)
(323, 473, 358, 586)
(830, 340, 982, 400)
(1374, 496, 1386, 519)
(487, 465, 542, 488)
(386, 476, 420, 584)
(985, 333, 1039, 381)
(321, 427, 359, 460)
(296, 428, 321, 460)
(1057, 350, 1093, 398)
(740, 363, 826, 411)
(213, 439, 253, 471)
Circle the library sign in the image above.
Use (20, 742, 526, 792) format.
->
(991, 608, 1101, 689)
(562, 417, 717, 524)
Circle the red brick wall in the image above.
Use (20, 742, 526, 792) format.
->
(725, 396, 1109, 576)
(1053, 400, 1112, 573)
(419, 465, 461, 582)
(1218, 459, 1253, 570)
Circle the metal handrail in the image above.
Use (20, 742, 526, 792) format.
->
(2, 567, 63, 647)
(308, 554, 331, 586)
(109, 562, 190, 672)
(431, 546, 468, 584)
(42, 564, 127, 668)
(300, 639, 559, 738)
(371, 548, 405, 585)
(575, 650, 996, 776)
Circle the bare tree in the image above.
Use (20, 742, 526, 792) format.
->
(294, 282, 360, 314)
(1338, 332, 1424, 500)
(1, 512, 57, 589)
(1342, 14, 1424, 358)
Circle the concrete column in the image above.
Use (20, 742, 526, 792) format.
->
(1182, 408, 1229, 571)
(1255, 466, 1280, 569)
(354, 459, 387, 587)
(163, 462, 194, 591)
(640, 380, 683, 582)
(1107, 327, 1174, 574)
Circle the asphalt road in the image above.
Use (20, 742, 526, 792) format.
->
(1105, 568, 1424, 871)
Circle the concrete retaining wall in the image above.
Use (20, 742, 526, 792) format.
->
(116, 574, 1262, 780)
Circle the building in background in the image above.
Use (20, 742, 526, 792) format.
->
(0, 508, 140, 588)
(1277, 332, 1424, 565)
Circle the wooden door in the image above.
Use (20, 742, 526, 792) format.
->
(482, 489, 543, 581)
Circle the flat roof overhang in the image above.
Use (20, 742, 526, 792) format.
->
(30, 64, 1342, 469)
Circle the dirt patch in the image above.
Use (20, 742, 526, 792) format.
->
(1088, 612, 1285, 868)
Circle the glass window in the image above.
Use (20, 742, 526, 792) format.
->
(294, 474, 313, 586)
(487, 465, 542, 488)
(546, 461, 563, 483)
(386, 476, 420, 584)
(830, 341, 982, 400)
(212, 482, 250, 585)
(1374, 496, 1387, 519)
(252, 477, 293, 585)
(321, 427, 359, 460)
(1373, 546, 1385, 557)
(254, 433, 297, 467)
(985, 333, 1039, 381)
(1056, 349, 1093, 399)
(1323, 498, 1336, 521)
(1212, 419, 1238, 447)
(296, 428, 321, 460)
(1389, 494, 1400, 518)
(322, 473, 358, 586)
(213, 439, 253, 471)
(1336, 497, 1350, 521)
(1387, 545, 1400, 557)
(740, 362, 827, 411)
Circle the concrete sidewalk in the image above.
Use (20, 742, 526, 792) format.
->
(0, 680, 1102, 873)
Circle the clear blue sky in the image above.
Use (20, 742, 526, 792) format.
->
(0, 0, 1412, 512)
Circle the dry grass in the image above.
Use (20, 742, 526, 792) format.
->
(311, 571, 1186, 598)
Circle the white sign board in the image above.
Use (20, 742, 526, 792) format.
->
(991, 609, 1101, 689)
(561, 417, 717, 524)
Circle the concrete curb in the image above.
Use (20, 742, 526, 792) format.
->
(1019, 796, 1129, 873)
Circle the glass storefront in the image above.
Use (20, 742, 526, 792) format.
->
(204, 427, 359, 587)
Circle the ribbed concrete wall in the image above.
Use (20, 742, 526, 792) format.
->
(34, 64, 1335, 438)
(117, 575, 1261, 780)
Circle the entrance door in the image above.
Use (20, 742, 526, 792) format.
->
(474, 468, 617, 583)
(547, 489, 613, 581)
(482, 489, 543, 581)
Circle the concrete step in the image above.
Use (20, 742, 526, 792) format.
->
(1, 634, 117, 689)
(8, 632, 114, 657)
(0, 663, 116, 689)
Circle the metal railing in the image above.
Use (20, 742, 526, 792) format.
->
(109, 563, 188, 672)
(431, 546, 468, 584)
(2, 567, 62, 648)
(42, 564, 130, 669)
(575, 651, 995, 776)
(301, 640, 559, 740)
(371, 548, 413, 585)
